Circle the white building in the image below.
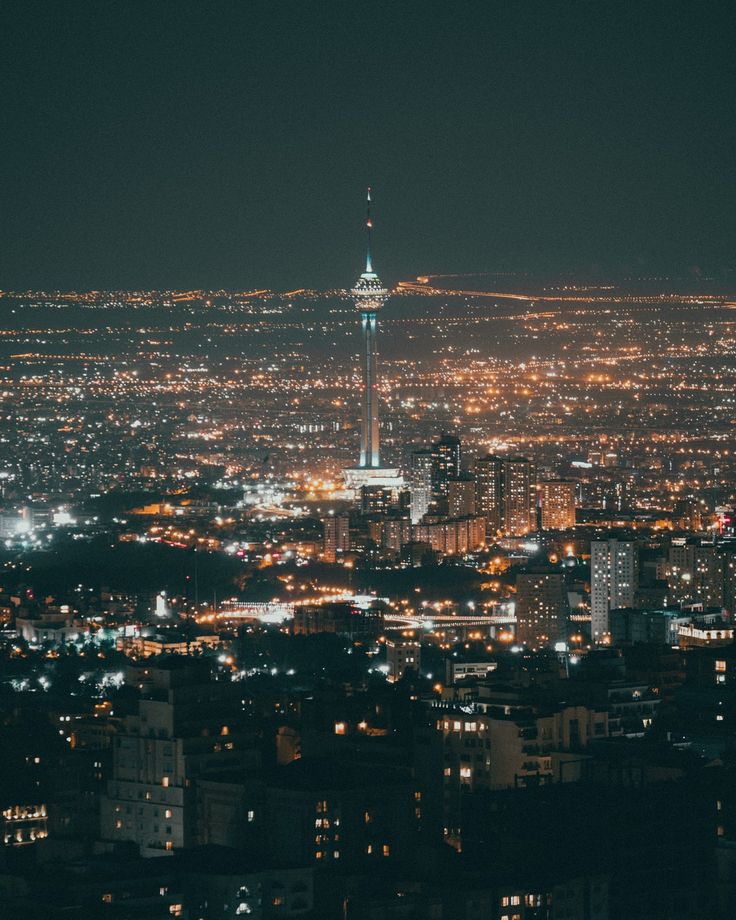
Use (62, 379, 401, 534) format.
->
(591, 539, 637, 640)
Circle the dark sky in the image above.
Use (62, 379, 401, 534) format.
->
(1, 1, 735, 290)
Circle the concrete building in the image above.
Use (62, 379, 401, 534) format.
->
(515, 568, 568, 649)
(503, 457, 536, 536)
(474, 455, 504, 533)
(323, 512, 350, 562)
(100, 659, 249, 856)
(409, 448, 433, 523)
(412, 515, 486, 555)
(264, 759, 419, 868)
(540, 480, 576, 531)
(385, 638, 421, 682)
(448, 473, 476, 518)
(293, 602, 383, 639)
(591, 539, 637, 641)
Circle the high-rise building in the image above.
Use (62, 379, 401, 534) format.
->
(473, 455, 536, 536)
(591, 539, 638, 640)
(409, 448, 433, 523)
(503, 457, 536, 536)
(475, 455, 504, 533)
(343, 190, 402, 494)
(431, 435, 462, 503)
(323, 512, 350, 562)
(448, 474, 476, 518)
(540, 480, 576, 531)
(515, 568, 568, 648)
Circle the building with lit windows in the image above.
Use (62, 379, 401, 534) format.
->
(591, 539, 637, 640)
(386, 637, 421, 682)
(448, 473, 476, 518)
(503, 456, 536, 536)
(474, 455, 535, 536)
(474, 455, 504, 532)
(515, 568, 568, 649)
(540, 479, 576, 531)
(323, 512, 350, 562)
(409, 448, 434, 523)
(431, 434, 462, 507)
(264, 759, 419, 868)
(100, 659, 249, 856)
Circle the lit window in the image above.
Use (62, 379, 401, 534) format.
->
(716, 660, 727, 672)
(247, 810, 255, 822)
(165, 809, 173, 819)
(162, 777, 170, 788)
(334, 722, 346, 735)
(382, 844, 390, 857)
(165, 840, 173, 851)
(272, 896, 284, 907)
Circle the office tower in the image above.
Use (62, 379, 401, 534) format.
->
(409, 448, 433, 523)
(540, 480, 576, 530)
(503, 456, 536, 536)
(591, 539, 637, 640)
(431, 434, 462, 503)
(515, 568, 568, 648)
(475, 455, 504, 532)
(448, 474, 476, 518)
(323, 512, 350, 562)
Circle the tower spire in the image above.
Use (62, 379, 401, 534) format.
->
(365, 186, 373, 274)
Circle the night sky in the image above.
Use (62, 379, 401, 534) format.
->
(1, 1, 735, 291)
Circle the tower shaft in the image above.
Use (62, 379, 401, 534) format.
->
(360, 311, 380, 467)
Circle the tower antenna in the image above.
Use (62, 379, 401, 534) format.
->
(365, 186, 373, 274)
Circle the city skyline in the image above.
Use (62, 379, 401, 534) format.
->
(2, 4, 736, 918)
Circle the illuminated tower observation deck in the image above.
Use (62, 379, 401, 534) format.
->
(343, 189, 403, 494)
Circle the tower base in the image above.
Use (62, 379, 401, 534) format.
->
(342, 466, 404, 496)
